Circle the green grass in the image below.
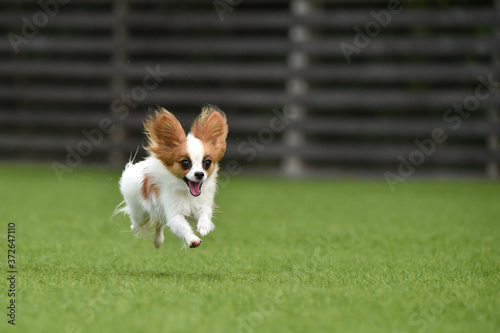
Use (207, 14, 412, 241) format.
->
(1, 165, 499, 333)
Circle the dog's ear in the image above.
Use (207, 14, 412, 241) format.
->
(145, 108, 186, 153)
(191, 105, 228, 161)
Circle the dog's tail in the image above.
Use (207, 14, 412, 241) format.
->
(113, 200, 128, 217)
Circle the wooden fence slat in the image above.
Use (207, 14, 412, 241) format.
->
(1, 86, 499, 110)
(296, 90, 500, 110)
(0, 13, 114, 29)
(224, 143, 500, 164)
(301, 9, 498, 29)
(1, 61, 495, 84)
(2, 111, 497, 139)
(2, 9, 495, 30)
(0, 135, 135, 154)
(301, 37, 499, 57)
(0, 110, 143, 128)
(2, 36, 496, 57)
(0, 62, 114, 78)
(294, 118, 500, 137)
(0, 38, 114, 53)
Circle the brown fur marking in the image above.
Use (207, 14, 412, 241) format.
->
(164, 146, 190, 179)
(141, 175, 160, 199)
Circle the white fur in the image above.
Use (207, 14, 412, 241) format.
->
(118, 135, 218, 248)
(184, 135, 208, 183)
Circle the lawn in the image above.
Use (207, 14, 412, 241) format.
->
(0, 165, 499, 333)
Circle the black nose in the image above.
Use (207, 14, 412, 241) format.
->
(194, 172, 204, 180)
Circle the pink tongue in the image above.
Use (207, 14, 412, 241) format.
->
(188, 181, 201, 196)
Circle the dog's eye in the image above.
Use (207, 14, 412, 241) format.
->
(180, 159, 191, 170)
(203, 158, 212, 170)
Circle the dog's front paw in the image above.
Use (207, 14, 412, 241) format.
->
(197, 220, 215, 236)
(189, 237, 202, 248)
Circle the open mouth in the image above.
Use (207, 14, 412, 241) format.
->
(183, 177, 203, 197)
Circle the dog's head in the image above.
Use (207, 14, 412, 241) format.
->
(145, 105, 228, 196)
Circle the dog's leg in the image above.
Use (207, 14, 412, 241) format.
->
(153, 220, 164, 249)
(196, 206, 215, 237)
(127, 203, 146, 233)
(166, 214, 202, 248)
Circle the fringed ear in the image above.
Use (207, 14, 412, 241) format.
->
(191, 105, 228, 161)
(145, 108, 186, 157)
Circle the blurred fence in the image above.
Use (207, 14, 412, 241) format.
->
(0, 0, 499, 179)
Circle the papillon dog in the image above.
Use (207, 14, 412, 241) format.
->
(118, 105, 228, 249)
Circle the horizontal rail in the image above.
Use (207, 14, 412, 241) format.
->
(0, 61, 495, 84)
(0, 9, 496, 30)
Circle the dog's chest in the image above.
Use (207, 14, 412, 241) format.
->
(173, 195, 206, 218)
